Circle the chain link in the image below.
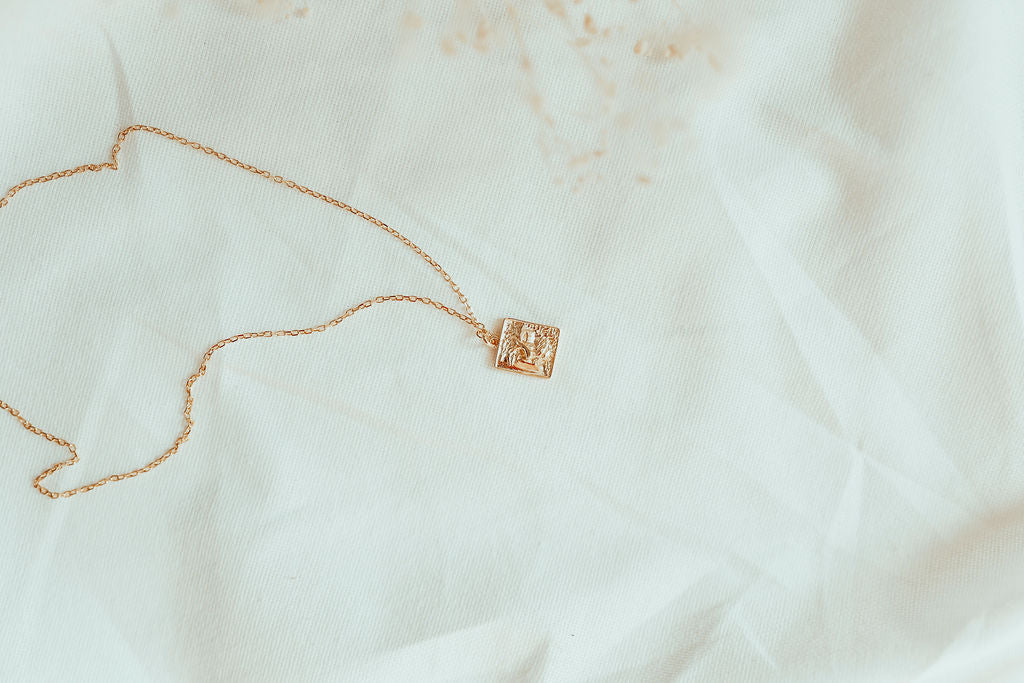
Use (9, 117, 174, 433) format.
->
(0, 125, 498, 498)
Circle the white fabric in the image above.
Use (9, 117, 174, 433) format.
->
(2, 1, 1023, 680)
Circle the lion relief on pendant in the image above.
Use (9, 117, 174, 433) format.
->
(494, 318, 560, 378)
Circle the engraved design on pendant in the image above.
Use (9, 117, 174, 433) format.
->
(495, 318, 559, 378)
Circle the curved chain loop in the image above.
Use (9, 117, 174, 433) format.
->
(0, 126, 494, 498)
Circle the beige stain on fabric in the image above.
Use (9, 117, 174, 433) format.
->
(435, 1, 730, 190)
(398, 10, 424, 48)
(440, 0, 497, 55)
(402, 11, 423, 31)
(632, 21, 725, 71)
(545, 4, 729, 189)
(513, 3, 614, 192)
(172, 0, 311, 20)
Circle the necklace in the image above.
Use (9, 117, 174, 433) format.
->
(0, 125, 560, 499)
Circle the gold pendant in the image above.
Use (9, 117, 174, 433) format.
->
(494, 318, 560, 378)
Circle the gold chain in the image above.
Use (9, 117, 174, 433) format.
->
(0, 124, 497, 499)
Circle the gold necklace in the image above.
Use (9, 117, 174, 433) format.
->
(0, 125, 560, 499)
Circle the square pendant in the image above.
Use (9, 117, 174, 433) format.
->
(495, 318, 560, 378)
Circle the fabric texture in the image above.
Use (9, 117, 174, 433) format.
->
(2, 1, 1023, 680)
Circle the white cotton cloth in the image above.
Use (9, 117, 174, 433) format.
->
(1, 1, 1023, 680)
